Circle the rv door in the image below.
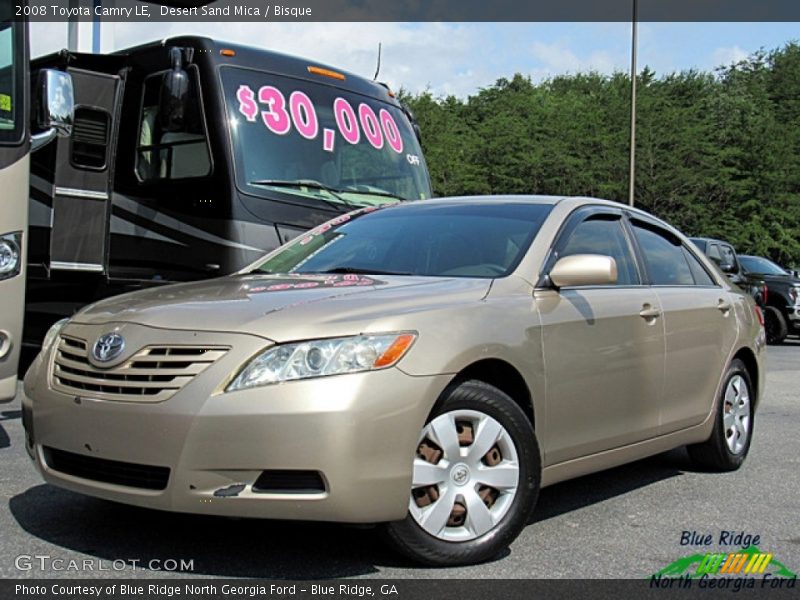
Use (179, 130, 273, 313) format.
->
(49, 68, 121, 274)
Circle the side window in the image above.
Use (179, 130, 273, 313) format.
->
(631, 222, 694, 286)
(71, 107, 111, 170)
(682, 247, 716, 286)
(558, 216, 639, 285)
(136, 66, 211, 181)
(707, 243, 722, 263)
(0, 20, 22, 143)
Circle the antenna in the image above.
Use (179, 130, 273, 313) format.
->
(373, 43, 382, 80)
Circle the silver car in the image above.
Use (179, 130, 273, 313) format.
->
(23, 196, 765, 565)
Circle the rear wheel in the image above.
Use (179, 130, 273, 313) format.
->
(688, 359, 754, 471)
(764, 306, 788, 344)
(384, 380, 540, 566)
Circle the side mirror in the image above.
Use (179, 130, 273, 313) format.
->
(31, 69, 74, 151)
(719, 262, 737, 274)
(549, 254, 618, 288)
(159, 47, 189, 132)
(401, 103, 422, 142)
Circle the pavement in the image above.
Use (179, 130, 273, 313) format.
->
(1, 341, 798, 579)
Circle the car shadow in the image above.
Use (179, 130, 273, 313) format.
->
(9, 485, 406, 577)
(10, 448, 695, 577)
(0, 410, 21, 450)
(532, 447, 690, 523)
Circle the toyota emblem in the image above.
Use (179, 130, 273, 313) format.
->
(92, 333, 125, 363)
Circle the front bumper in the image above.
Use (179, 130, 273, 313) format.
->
(23, 322, 450, 523)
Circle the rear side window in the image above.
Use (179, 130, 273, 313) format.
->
(631, 222, 694, 286)
(558, 216, 639, 285)
(682, 247, 716, 286)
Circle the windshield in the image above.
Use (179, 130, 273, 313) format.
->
(221, 66, 431, 208)
(0, 14, 22, 142)
(740, 256, 788, 276)
(252, 202, 553, 279)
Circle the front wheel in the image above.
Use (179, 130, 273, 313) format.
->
(687, 359, 754, 471)
(383, 380, 540, 566)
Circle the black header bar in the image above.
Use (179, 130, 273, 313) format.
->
(11, 0, 800, 23)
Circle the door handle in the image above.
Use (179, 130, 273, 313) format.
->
(639, 305, 661, 320)
(717, 299, 732, 313)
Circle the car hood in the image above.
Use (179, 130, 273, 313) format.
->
(71, 273, 492, 342)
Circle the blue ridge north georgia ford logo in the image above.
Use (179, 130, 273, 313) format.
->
(92, 333, 125, 362)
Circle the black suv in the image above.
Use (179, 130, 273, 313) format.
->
(739, 255, 800, 344)
(689, 238, 767, 307)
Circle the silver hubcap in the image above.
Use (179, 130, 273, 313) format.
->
(723, 374, 751, 454)
(409, 409, 520, 542)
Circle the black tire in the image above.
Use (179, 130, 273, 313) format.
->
(687, 359, 754, 472)
(383, 380, 540, 566)
(764, 306, 788, 345)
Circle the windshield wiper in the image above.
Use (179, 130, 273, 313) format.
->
(249, 179, 358, 212)
(316, 267, 415, 276)
(341, 187, 406, 202)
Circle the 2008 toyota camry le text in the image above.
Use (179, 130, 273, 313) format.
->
(23, 196, 766, 565)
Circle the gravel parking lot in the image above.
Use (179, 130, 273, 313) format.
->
(1, 341, 798, 579)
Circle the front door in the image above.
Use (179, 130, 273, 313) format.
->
(49, 68, 121, 274)
(537, 209, 665, 465)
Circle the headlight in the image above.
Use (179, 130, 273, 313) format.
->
(42, 318, 69, 353)
(227, 332, 417, 391)
(0, 232, 22, 280)
(790, 286, 799, 304)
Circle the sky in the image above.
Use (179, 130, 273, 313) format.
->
(29, 21, 800, 98)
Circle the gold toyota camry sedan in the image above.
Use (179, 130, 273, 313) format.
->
(23, 196, 765, 565)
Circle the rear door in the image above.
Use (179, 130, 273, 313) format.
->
(628, 219, 738, 432)
(538, 208, 665, 464)
(48, 68, 121, 274)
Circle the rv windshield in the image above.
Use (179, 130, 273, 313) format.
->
(221, 66, 431, 208)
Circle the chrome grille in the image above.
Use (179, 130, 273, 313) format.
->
(52, 336, 228, 402)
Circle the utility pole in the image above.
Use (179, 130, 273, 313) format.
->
(628, 0, 638, 207)
(67, 0, 112, 53)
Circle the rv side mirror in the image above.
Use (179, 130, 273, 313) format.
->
(31, 69, 74, 151)
(401, 103, 422, 142)
(159, 47, 189, 132)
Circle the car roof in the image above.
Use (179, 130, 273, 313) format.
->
(415, 194, 642, 210)
(418, 195, 565, 206)
(413, 195, 680, 231)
